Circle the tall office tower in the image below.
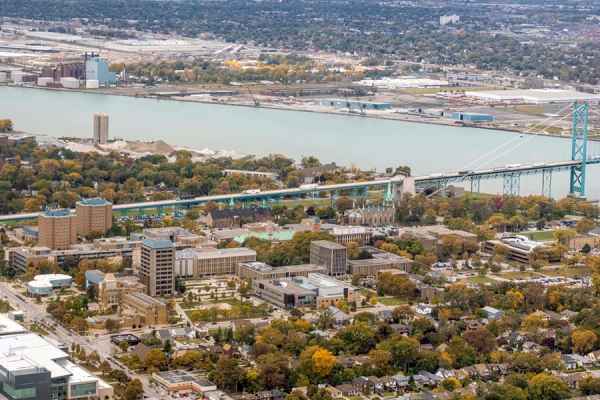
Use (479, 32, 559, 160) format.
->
(139, 238, 175, 296)
(38, 209, 77, 250)
(75, 198, 113, 237)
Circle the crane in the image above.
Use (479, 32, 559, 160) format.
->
(355, 91, 366, 115)
(344, 94, 354, 113)
(246, 85, 260, 106)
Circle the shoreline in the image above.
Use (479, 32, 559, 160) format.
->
(1, 83, 590, 142)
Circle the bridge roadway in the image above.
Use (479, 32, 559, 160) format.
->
(0, 158, 596, 222)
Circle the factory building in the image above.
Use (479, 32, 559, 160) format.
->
(313, 99, 391, 109)
(86, 57, 116, 86)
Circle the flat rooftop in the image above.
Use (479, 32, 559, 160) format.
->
(311, 240, 346, 250)
(465, 89, 600, 102)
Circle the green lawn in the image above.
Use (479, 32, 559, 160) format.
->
(465, 276, 497, 284)
(361, 288, 376, 296)
(529, 231, 556, 241)
(499, 271, 539, 279)
(378, 297, 407, 306)
(0, 304, 13, 313)
(30, 323, 49, 336)
(540, 266, 591, 278)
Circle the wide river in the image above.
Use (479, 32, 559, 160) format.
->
(1, 86, 598, 200)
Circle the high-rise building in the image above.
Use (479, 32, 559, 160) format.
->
(139, 238, 175, 296)
(93, 113, 109, 144)
(440, 14, 459, 25)
(75, 197, 112, 237)
(309, 240, 348, 276)
(85, 57, 116, 85)
(38, 209, 77, 250)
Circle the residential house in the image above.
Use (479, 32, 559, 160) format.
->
(352, 377, 368, 393)
(416, 304, 431, 315)
(570, 354, 595, 369)
(587, 350, 600, 365)
(325, 387, 343, 398)
(522, 342, 541, 354)
(156, 329, 171, 340)
(418, 371, 442, 387)
(435, 368, 455, 380)
(411, 374, 429, 388)
(350, 356, 369, 366)
(419, 344, 434, 352)
(230, 319, 254, 332)
(271, 389, 286, 400)
(560, 373, 589, 389)
(474, 364, 491, 380)
(194, 322, 210, 337)
(207, 346, 224, 355)
(504, 331, 525, 343)
(336, 356, 354, 368)
(436, 343, 449, 353)
(562, 355, 579, 370)
(328, 306, 350, 326)
(336, 384, 359, 396)
(222, 344, 239, 358)
(367, 376, 386, 394)
(465, 320, 482, 331)
(239, 344, 251, 359)
(390, 374, 410, 388)
(390, 324, 412, 336)
(379, 309, 392, 321)
(184, 327, 196, 339)
(171, 328, 188, 339)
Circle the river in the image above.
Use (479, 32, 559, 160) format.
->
(1, 86, 598, 200)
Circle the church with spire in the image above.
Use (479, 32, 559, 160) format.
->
(342, 182, 395, 227)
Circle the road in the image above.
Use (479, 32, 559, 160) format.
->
(0, 280, 161, 400)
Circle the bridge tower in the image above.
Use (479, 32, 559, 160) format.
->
(569, 101, 589, 197)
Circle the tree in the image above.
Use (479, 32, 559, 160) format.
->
(108, 369, 131, 387)
(335, 321, 376, 353)
(105, 319, 120, 332)
(88, 350, 101, 366)
(98, 360, 112, 376)
(391, 305, 414, 323)
(580, 377, 600, 395)
(345, 242, 360, 260)
(526, 373, 570, 400)
(212, 356, 244, 391)
(311, 348, 338, 377)
(119, 340, 130, 352)
(464, 327, 496, 355)
(571, 329, 597, 355)
(377, 272, 416, 297)
(485, 384, 527, 400)
(367, 349, 394, 377)
(385, 335, 420, 373)
(334, 197, 354, 214)
(124, 379, 144, 400)
(553, 229, 577, 245)
(576, 218, 597, 234)
(315, 309, 336, 330)
(440, 377, 462, 391)
(441, 234, 463, 256)
(142, 349, 168, 372)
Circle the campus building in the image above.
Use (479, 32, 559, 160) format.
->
(347, 246, 414, 276)
(123, 291, 168, 325)
(38, 209, 77, 250)
(27, 274, 72, 296)
(75, 197, 112, 237)
(0, 316, 113, 400)
(309, 240, 348, 276)
(175, 247, 257, 277)
(342, 206, 395, 227)
(7, 237, 141, 272)
(235, 262, 327, 281)
(139, 238, 175, 296)
(331, 226, 373, 246)
(396, 226, 478, 253)
(206, 206, 274, 228)
(252, 273, 361, 309)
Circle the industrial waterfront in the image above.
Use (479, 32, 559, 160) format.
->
(1, 86, 598, 199)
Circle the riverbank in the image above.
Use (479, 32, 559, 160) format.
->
(3, 83, 586, 141)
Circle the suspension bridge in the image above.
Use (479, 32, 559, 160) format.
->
(0, 102, 598, 223)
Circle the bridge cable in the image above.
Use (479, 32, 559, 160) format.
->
(425, 105, 576, 198)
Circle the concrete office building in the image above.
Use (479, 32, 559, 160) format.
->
(85, 57, 116, 86)
(38, 209, 77, 250)
(331, 226, 373, 246)
(139, 238, 175, 296)
(175, 247, 257, 277)
(75, 197, 112, 237)
(92, 113, 109, 144)
(0, 316, 113, 400)
(152, 371, 216, 396)
(131, 227, 204, 248)
(310, 240, 348, 276)
(440, 14, 459, 25)
(236, 262, 327, 281)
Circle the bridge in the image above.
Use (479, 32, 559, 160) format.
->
(0, 102, 598, 223)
